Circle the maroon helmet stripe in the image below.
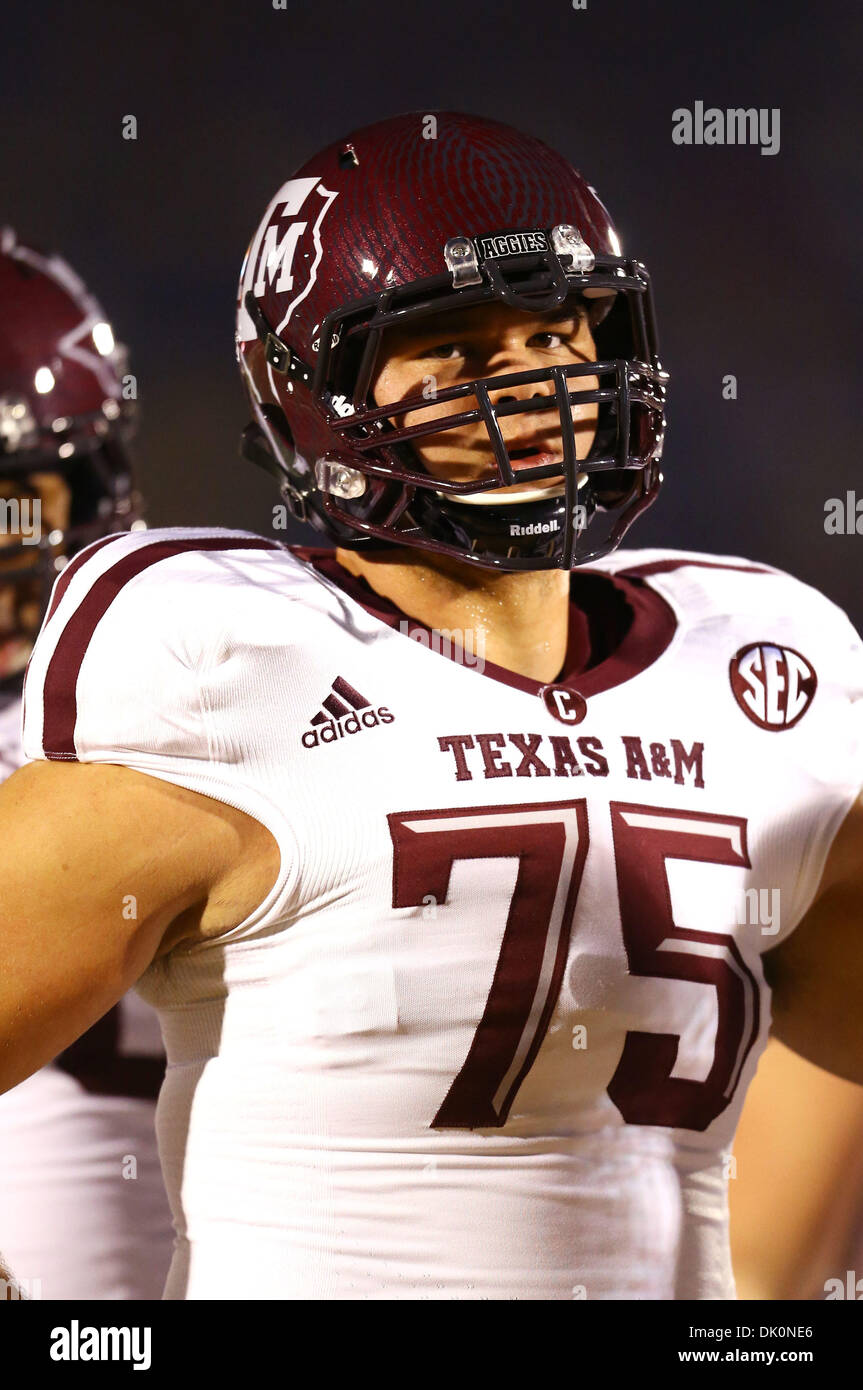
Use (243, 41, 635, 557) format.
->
(331, 675, 371, 709)
(45, 534, 122, 623)
(41, 536, 282, 759)
(617, 558, 773, 579)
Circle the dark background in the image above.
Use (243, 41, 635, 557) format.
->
(3, 0, 860, 625)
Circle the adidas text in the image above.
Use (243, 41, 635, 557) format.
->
(302, 707, 394, 748)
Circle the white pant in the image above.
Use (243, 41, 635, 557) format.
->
(0, 1064, 174, 1299)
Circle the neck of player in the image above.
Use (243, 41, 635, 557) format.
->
(334, 546, 571, 683)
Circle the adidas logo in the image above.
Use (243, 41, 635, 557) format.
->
(301, 675, 394, 748)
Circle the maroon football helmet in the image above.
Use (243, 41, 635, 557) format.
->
(237, 111, 668, 570)
(0, 228, 142, 687)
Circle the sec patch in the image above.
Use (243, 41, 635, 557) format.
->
(729, 643, 817, 731)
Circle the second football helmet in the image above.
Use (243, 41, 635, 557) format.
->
(0, 229, 142, 686)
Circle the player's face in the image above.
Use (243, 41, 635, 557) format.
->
(371, 298, 601, 494)
(0, 471, 71, 679)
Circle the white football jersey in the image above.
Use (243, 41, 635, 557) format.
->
(0, 688, 172, 1299)
(20, 528, 863, 1300)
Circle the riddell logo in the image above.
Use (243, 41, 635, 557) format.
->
(301, 675, 394, 748)
(509, 519, 559, 537)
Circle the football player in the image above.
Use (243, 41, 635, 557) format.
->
(0, 230, 173, 1299)
(0, 114, 860, 1300)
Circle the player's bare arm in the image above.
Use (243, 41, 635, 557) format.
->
(731, 1037, 863, 1299)
(762, 790, 863, 1084)
(0, 759, 278, 1095)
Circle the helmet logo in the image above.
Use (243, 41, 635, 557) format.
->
(10, 240, 126, 400)
(729, 643, 817, 731)
(57, 310, 123, 400)
(238, 176, 339, 343)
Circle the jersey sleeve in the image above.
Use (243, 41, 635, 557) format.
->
(606, 547, 863, 944)
(20, 528, 296, 872)
(24, 532, 207, 768)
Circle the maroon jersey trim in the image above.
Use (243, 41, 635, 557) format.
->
(45, 533, 123, 623)
(40, 536, 283, 760)
(290, 547, 679, 699)
(22, 535, 124, 733)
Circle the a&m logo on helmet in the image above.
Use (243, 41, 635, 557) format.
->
(237, 177, 339, 345)
(729, 642, 818, 731)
